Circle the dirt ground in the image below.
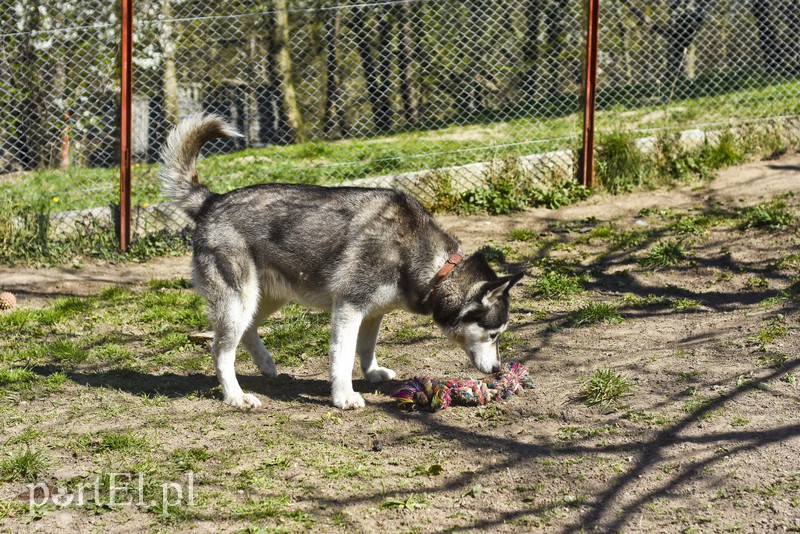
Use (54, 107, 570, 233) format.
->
(1, 154, 799, 532)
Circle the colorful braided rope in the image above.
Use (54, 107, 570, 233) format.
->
(391, 361, 533, 412)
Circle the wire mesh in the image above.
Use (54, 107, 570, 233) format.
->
(1, 0, 799, 256)
(597, 0, 800, 134)
(129, 0, 586, 233)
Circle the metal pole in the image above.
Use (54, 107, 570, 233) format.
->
(119, 0, 133, 251)
(580, 0, 600, 188)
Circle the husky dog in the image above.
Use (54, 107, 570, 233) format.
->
(160, 115, 523, 409)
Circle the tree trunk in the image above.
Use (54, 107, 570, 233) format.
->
(274, 0, 304, 143)
(750, 0, 780, 75)
(463, 0, 488, 113)
(374, 7, 395, 132)
(160, 0, 180, 127)
(397, 1, 420, 127)
(788, 0, 800, 70)
(323, 7, 346, 138)
(522, 0, 545, 97)
(351, 7, 386, 133)
(16, 2, 45, 170)
(544, 0, 568, 98)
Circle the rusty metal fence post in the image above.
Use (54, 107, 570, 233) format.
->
(580, 0, 600, 188)
(119, 0, 133, 252)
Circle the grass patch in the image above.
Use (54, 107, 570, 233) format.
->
(569, 302, 624, 327)
(621, 293, 671, 308)
(671, 298, 701, 311)
(532, 270, 585, 299)
(509, 228, 536, 242)
(579, 368, 634, 407)
(748, 315, 788, 350)
(640, 239, 688, 269)
(596, 132, 650, 194)
(84, 430, 150, 454)
(232, 494, 291, 520)
(379, 494, 428, 511)
(261, 304, 330, 366)
(738, 198, 795, 230)
(0, 449, 49, 482)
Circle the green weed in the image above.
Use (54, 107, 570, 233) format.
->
(86, 430, 150, 454)
(579, 368, 634, 406)
(596, 132, 650, 194)
(262, 304, 330, 366)
(748, 315, 788, 350)
(671, 298, 701, 311)
(569, 302, 624, 327)
(738, 199, 794, 230)
(529, 178, 592, 209)
(510, 228, 536, 242)
(0, 449, 49, 482)
(532, 270, 585, 299)
(232, 494, 291, 520)
(641, 239, 688, 269)
(379, 494, 427, 511)
(621, 293, 671, 308)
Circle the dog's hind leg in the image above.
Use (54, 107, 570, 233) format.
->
(209, 272, 262, 409)
(358, 315, 396, 383)
(330, 302, 366, 410)
(241, 299, 283, 378)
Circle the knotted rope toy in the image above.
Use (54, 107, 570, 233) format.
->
(391, 361, 533, 412)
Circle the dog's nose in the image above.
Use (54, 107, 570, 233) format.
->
(491, 364, 501, 374)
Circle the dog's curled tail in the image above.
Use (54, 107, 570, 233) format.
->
(159, 113, 241, 220)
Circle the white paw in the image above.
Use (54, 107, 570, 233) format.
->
(332, 390, 365, 410)
(224, 393, 262, 409)
(365, 366, 397, 383)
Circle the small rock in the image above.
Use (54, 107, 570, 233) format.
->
(372, 440, 382, 452)
(635, 219, 648, 226)
(188, 331, 215, 344)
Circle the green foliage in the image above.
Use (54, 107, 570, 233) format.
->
(86, 430, 149, 454)
(532, 270, 585, 299)
(0, 449, 49, 483)
(569, 302, 624, 327)
(262, 304, 330, 366)
(427, 158, 590, 215)
(379, 494, 428, 511)
(457, 158, 532, 215)
(738, 198, 795, 230)
(509, 228, 536, 242)
(232, 494, 291, 520)
(596, 132, 650, 194)
(651, 132, 746, 183)
(0, 206, 191, 267)
(621, 293, 671, 308)
(670, 214, 712, 236)
(579, 368, 634, 407)
(529, 178, 592, 209)
(748, 315, 788, 351)
(671, 298, 701, 311)
(640, 239, 688, 269)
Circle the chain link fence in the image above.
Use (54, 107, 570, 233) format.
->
(1, 0, 799, 258)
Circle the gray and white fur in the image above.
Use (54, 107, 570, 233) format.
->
(160, 114, 524, 409)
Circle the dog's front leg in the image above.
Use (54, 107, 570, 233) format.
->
(330, 302, 366, 410)
(358, 315, 396, 383)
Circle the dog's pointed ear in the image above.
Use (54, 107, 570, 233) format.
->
(482, 272, 524, 306)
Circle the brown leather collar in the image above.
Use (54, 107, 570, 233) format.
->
(431, 251, 464, 297)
